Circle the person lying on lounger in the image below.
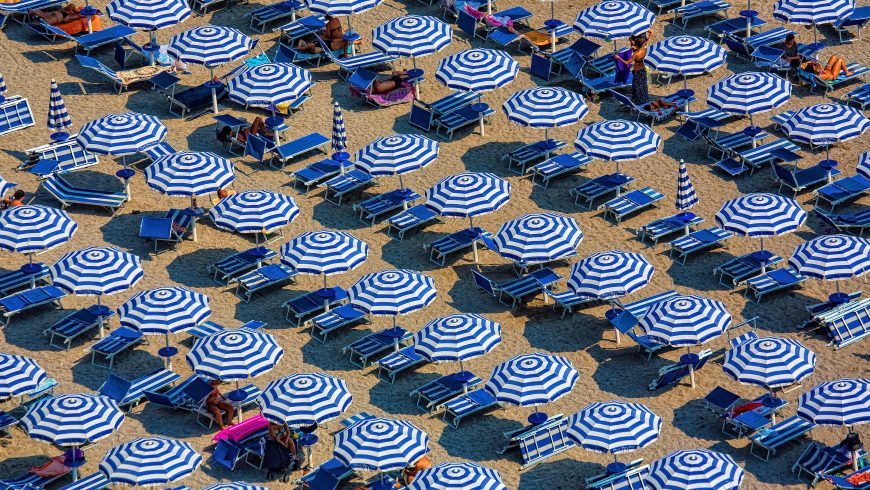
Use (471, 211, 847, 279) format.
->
(463, 4, 518, 33)
(29, 4, 84, 25)
(371, 71, 410, 94)
(803, 55, 854, 81)
(235, 116, 274, 142)
(206, 379, 235, 430)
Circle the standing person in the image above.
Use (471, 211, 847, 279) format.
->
(614, 28, 676, 115)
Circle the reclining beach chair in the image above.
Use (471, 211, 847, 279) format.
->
(511, 415, 577, 471)
(208, 247, 277, 284)
(799, 62, 870, 94)
(42, 175, 127, 214)
(518, 22, 574, 53)
(235, 264, 297, 302)
(249, 0, 303, 32)
(648, 349, 712, 390)
(0, 96, 35, 136)
(45, 306, 115, 349)
(815, 175, 870, 210)
(344, 328, 413, 367)
(75, 53, 146, 93)
(750, 415, 815, 460)
(0, 263, 50, 296)
(669, 227, 732, 264)
(833, 5, 870, 42)
(282, 286, 347, 326)
(0, 285, 66, 327)
(814, 207, 870, 235)
(0, 456, 70, 490)
(819, 299, 870, 349)
(472, 268, 561, 311)
(32, 21, 135, 53)
(293, 458, 354, 489)
(804, 291, 862, 322)
(408, 91, 480, 133)
(277, 14, 325, 44)
(310, 304, 370, 343)
(23, 137, 98, 176)
(586, 459, 649, 489)
(442, 388, 501, 428)
(718, 139, 803, 176)
(411, 372, 483, 412)
(187, 319, 265, 339)
(570, 173, 636, 210)
(673, 0, 731, 29)
(292, 158, 352, 194)
(0, 410, 17, 438)
(607, 89, 689, 124)
(744, 266, 806, 303)
(87, 326, 144, 369)
(269, 132, 329, 170)
(426, 227, 493, 265)
(505, 139, 566, 174)
(434, 103, 495, 140)
(546, 37, 601, 75)
(706, 129, 769, 161)
(354, 188, 421, 226)
(792, 442, 861, 484)
(16, 376, 57, 408)
(714, 251, 783, 287)
(386, 204, 442, 240)
(529, 152, 591, 188)
(845, 84, 870, 110)
(376, 345, 427, 383)
(574, 69, 633, 100)
(773, 162, 840, 196)
(99, 368, 180, 410)
(609, 289, 678, 353)
(168, 82, 227, 119)
(600, 186, 665, 223)
(744, 26, 796, 49)
(57, 472, 108, 490)
(544, 289, 601, 319)
(321, 169, 376, 205)
(138, 209, 194, 252)
(636, 213, 704, 246)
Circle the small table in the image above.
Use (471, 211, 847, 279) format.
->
(452, 371, 474, 383)
(743, 125, 764, 148)
(19, 263, 43, 275)
(829, 292, 850, 305)
(606, 461, 628, 475)
(544, 19, 563, 50)
(343, 31, 361, 55)
(226, 388, 248, 423)
(204, 80, 224, 114)
(675, 211, 696, 235)
(680, 352, 700, 388)
(115, 168, 135, 201)
(384, 326, 405, 351)
(820, 159, 839, 183)
(183, 207, 205, 241)
(332, 151, 350, 163)
(64, 448, 87, 481)
(470, 102, 489, 136)
(528, 412, 548, 425)
(50, 131, 70, 142)
(158, 346, 178, 369)
(676, 88, 695, 111)
(297, 433, 318, 468)
(266, 115, 285, 144)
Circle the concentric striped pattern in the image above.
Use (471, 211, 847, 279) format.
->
(492, 212, 583, 263)
(413, 314, 502, 362)
(566, 401, 662, 454)
(485, 353, 579, 407)
(425, 172, 510, 218)
(646, 36, 726, 75)
(638, 294, 731, 347)
(332, 102, 347, 153)
(648, 449, 745, 490)
(118, 287, 211, 334)
(203, 484, 267, 490)
(436, 49, 519, 92)
(227, 63, 313, 108)
(707, 72, 792, 115)
(859, 151, 869, 179)
(502, 87, 588, 128)
(715, 193, 807, 237)
(77, 112, 168, 155)
(567, 250, 654, 299)
(209, 190, 300, 233)
(100, 437, 202, 486)
(50, 247, 143, 296)
(280, 230, 368, 275)
(781, 103, 870, 146)
(145, 151, 235, 196)
(47, 79, 72, 131)
(676, 160, 698, 211)
(0, 175, 14, 198)
(798, 378, 870, 426)
(257, 373, 352, 425)
(0, 205, 77, 253)
(788, 234, 870, 280)
(774, 0, 854, 25)
(573, 1, 655, 40)
(167, 25, 254, 67)
(106, 0, 191, 30)
(21, 394, 124, 446)
(354, 134, 439, 176)
(0, 353, 47, 398)
(333, 417, 429, 471)
(306, 0, 382, 15)
(372, 15, 452, 58)
(187, 329, 283, 380)
(722, 336, 816, 389)
(348, 269, 436, 316)
(407, 462, 507, 490)
(574, 120, 661, 161)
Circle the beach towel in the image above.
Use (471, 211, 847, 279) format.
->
(464, 4, 514, 28)
(55, 11, 101, 35)
(31, 456, 70, 477)
(614, 49, 632, 84)
(732, 401, 762, 416)
(212, 414, 269, 443)
(350, 82, 416, 106)
(116, 65, 171, 86)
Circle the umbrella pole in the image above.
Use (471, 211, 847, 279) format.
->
(469, 216, 479, 264)
(164, 333, 172, 370)
(322, 273, 332, 312)
(96, 295, 105, 338)
(412, 56, 421, 99)
(235, 380, 242, 423)
(149, 30, 158, 65)
(209, 68, 219, 114)
(687, 347, 696, 389)
(544, 128, 551, 160)
(759, 237, 766, 273)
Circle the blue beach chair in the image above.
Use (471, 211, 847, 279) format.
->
(571, 173, 636, 210)
(29, 21, 135, 53)
(292, 159, 352, 193)
(321, 169, 376, 205)
(636, 213, 704, 246)
(505, 139, 566, 174)
(87, 326, 144, 368)
(387, 204, 442, 240)
(343, 328, 413, 367)
(411, 372, 483, 412)
(773, 163, 840, 196)
(99, 369, 180, 410)
(426, 228, 493, 265)
(269, 132, 329, 170)
(0, 285, 66, 327)
(294, 457, 354, 490)
(310, 304, 370, 343)
(56, 472, 108, 490)
(669, 227, 732, 264)
(138, 209, 194, 251)
(750, 416, 816, 460)
(187, 319, 265, 339)
(672, 0, 731, 29)
(208, 247, 277, 284)
(0, 457, 70, 489)
(235, 264, 298, 302)
(648, 349, 712, 390)
(744, 267, 806, 303)
(45, 307, 115, 349)
(354, 188, 421, 226)
(249, 0, 304, 32)
(23, 138, 98, 176)
(0, 410, 17, 437)
(376, 345, 427, 383)
(472, 268, 561, 311)
(277, 15, 326, 44)
(814, 207, 870, 235)
(586, 459, 649, 489)
(815, 175, 870, 211)
(0, 264, 50, 296)
(41, 175, 127, 215)
(544, 289, 601, 319)
(0, 96, 35, 136)
(817, 299, 870, 349)
(442, 389, 501, 428)
(600, 187, 665, 223)
(435, 104, 495, 140)
(282, 286, 347, 326)
(714, 251, 783, 287)
(530, 152, 591, 188)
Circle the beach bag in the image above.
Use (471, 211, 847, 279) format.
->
(263, 439, 296, 481)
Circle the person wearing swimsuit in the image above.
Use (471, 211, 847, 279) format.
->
(804, 56, 853, 81)
(372, 71, 410, 93)
(613, 29, 677, 115)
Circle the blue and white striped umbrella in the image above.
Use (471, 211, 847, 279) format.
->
(485, 353, 579, 407)
(707, 72, 792, 118)
(425, 172, 511, 220)
(0, 353, 47, 398)
(493, 212, 583, 263)
(100, 437, 202, 486)
(334, 417, 429, 471)
(118, 287, 211, 334)
(407, 462, 507, 490)
(567, 401, 661, 455)
(354, 134, 439, 185)
(413, 314, 501, 364)
(348, 269, 436, 319)
(167, 25, 254, 67)
(676, 159, 698, 212)
(723, 336, 816, 389)
(257, 373, 353, 425)
(372, 15, 452, 61)
(502, 87, 588, 131)
(331, 101, 347, 155)
(77, 112, 167, 156)
(106, 0, 190, 30)
(774, 0, 854, 25)
(203, 483, 267, 490)
(280, 231, 368, 277)
(187, 329, 283, 380)
(567, 250, 654, 299)
(0, 73, 6, 96)
(638, 294, 731, 347)
(0, 205, 77, 253)
(575, 120, 660, 173)
(646, 36, 726, 77)
(573, 1, 655, 40)
(858, 150, 869, 179)
(789, 235, 870, 281)
(210, 190, 300, 234)
(0, 175, 14, 198)
(227, 63, 313, 108)
(51, 247, 143, 297)
(648, 449, 745, 490)
(798, 378, 870, 427)
(21, 394, 124, 446)
(782, 103, 869, 147)
(715, 193, 807, 237)
(145, 151, 235, 197)
(306, 0, 382, 15)
(436, 49, 519, 92)
(47, 79, 72, 133)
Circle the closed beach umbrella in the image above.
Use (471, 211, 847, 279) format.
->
(485, 352, 579, 424)
(436, 49, 519, 93)
(774, 0, 854, 41)
(407, 462, 507, 490)
(203, 484, 267, 490)
(257, 373, 353, 425)
(210, 190, 299, 245)
(413, 313, 501, 389)
(858, 150, 869, 178)
(100, 437, 202, 486)
(574, 120, 661, 174)
(673, 159, 698, 233)
(503, 87, 588, 159)
(331, 101, 348, 161)
(648, 449, 745, 490)
(349, 269, 436, 332)
(145, 151, 235, 209)
(47, 79, 72, 140)
(334, 417, 429, 472)
(789, 234, 870, 303)
(646, 36, 726, 88)
(0, 353, 47, 398)
(106, 0, 191, 63)
(280, 230, 368, 304)
(77, 112, 167, 157)
(782, 104, 869, 178)
(355, 134, 439, 192)
(567, 401, 661, 472)
(707, 72, 791, 146)
(492, 212, 583, 264)
(568, 250, 654, 299)
(0, 73, 6, 97)
(372, 15, 452, 70)
(574, 1, 655, 48)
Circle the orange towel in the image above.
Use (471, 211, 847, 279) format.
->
(55, 13, 100, 35)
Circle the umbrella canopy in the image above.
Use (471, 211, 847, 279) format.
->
(638, 294, 731, 347)
(47, 79, 72, 133)
(348, 269, 436, 317)
(203, 484, 267, 490)
(21, 394, 124, 446)
(648, 449, 744, 490)
(333, 417, 429, 471)
(0, 205, 77, 253)
(858, 150, 869, 178)
(0, 175, 14, 198)
(675, 159, 698, 212)
(492, 212, 583, 263)
(167, 25, 254, 67)
(789, 234, 870, 280)
(187, 329, 283, 380)
(354, 134, 439, 179)
(707, 72, 792, 117)
(782, 103, 869, 147)
(715, 193, 807, 237)
(209, 190, 300, 234)
(0, 353, 47, 398)
(567, 401, 662, 454)
(413, 314, 501, 363)
(331, 101, 347, 155)
(798, 378, 870, 426)
(145, 151, 235, 197)
(567, 250, 654, 299)
(77, 112, 167, 156)
(485, 353, 579, 407)
(0, 73, 6, 96)
(372, 15, 452, 59)
(425, 172, 511, 219)
(257, 373, 353, 425)
(646, 36, 726, 76)
(227, 63, 313, 108)
(573, 1, 655, 40)
(774, 0, 854, 25)
(100, 437, 202, 486)
(50, 247, 143, 297)
(118, 287, 211, 334)
(106, 0, 191, 30)
(502, 87, 588, 128)
(723, 336, 816, 389)
(280, 230, 368, 276)
(436, 49, 519, 92)
(574, 120, 661, 171)
(406, 462, 507, 490)
(306, 0, 382, 15)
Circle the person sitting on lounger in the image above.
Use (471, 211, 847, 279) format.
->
(236, 116, 274, 142)
(29, 4, 84, 25)
(803, 55, 854, 81)
(1, 190, 25, 209)
(402, 455, 432, 484)
(205, 379, 235, 430)
(319, 14, 348, 51)
(268, 421, 299, 455)
(463, 4, 518, 33)
(371, 71, 410, 94)
(781, 34, 802, 72)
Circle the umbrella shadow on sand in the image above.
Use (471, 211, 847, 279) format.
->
(166, 247, 240, 288)
(521, 308, 601, 354)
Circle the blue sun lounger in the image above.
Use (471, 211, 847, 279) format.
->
(0, 285, 66, 327)
(530, 152, 591, 188)
(45, 306, 115, 349)
(187, 320, 265, 339)
(277, 15, 325, 44)
(798, 62, 870, 94)
(845, 84, 870, 110)
(293, 457, 354, 489)
(706, 129, 769, 160)
(649, 349, 712, 390)
(544, 289, 601, 318)
(292, 158, 353, 193)
(750, 415, 815, 460)
(636, 213, 704, 246)
(42, 175, 127, 214)
(442, 388, 501, 428)
(344, 328, 413, 367)
(705, 16, 767, 38)
(408, 91, 480, 132)
(571, 173, 636, 210)
(473, 268, 562, 311)
(819, 299, 870, 349)
(434, 104, 495, 140)
(57, 472, 109, 490)
(268, 132, 329, 170)
(282, 286, 347, 326)
(411, 372, 483, 412)
(773, 162, 840, 196)
(0, 457, 70, 490)
(354, 188, 421, 226)
(99, 369, 180, 410)
(426, 227, 493, 265)
(609, 289, 678, 357)
(208, 247, 277, 284)
(587, 459, 649, 489)
(249, 0, 303, 32)
(815, 175, 870, 210)
(23, 137, 98, 176)
(744, 267, 806, 303)
(0, 264, 50, 295)
(387, 204, 442, 240)
(235, 264, 297, 302)
(168, 82, 227, 119)
(88, 326, 144, 368)
(669, 227, 732, 264)
(673, 0, 731, 29)
(322, 169, 376, 205)
(75, 54, 151, 94)
(512, 416, 576, 470)
(792, 442, 861, 484)
(138, 209, 194, 251)
(600, 187, 665, 223)
(814, 207, 870, 235)
(31, 21, 135, 53)
(608, 89, 689, 124)
(376, 345, 427, 383)
(310, 304, 371, 343)
(0, 410, 17, 436)
(506, 139, 566, 174)
(714, 251, 783, 287)
(0, 96, 34, 136)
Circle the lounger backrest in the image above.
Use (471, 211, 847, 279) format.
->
(607, 89, 635, 110)
(471, 270, 497, 296)
(99, 373, 132, 401)
(212, 439, 243, 470)
(722, 35, 750, 57)
(40, 20, 74, 40)
(0, 97, 34, 136)
(245, 134, 270, 162)
(409, 104, 434, 132)
(529, 53, 552, 81)
(348, 67, 378, 92)
(75, 54, 120, 81)
(182, 377, 214, 405)
(570, 37, 601, 58)
(274, 44, 296, 63)
(456, 10, 478, 39)
(772, 163, 798, 186)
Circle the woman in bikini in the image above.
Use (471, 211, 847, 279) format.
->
(371, 71, 410, 94)
(804, 55, 853, 81)
(295, 15, 347, 54)
(29, 4, 83, 25)
(613, 30, 677, 115)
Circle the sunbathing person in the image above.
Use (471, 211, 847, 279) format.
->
(803, 55, 853, 81)
(29, 4, 83, 25)
(371, 71, 409, 94)
(319, 14, 347, 51)
(463, 4, 518, 33)
(1, 190, 25, 209)
(205, 379, 235, 430)
(236, 116, 274, 142)
(295, 36, 324, 54)
(402, 455, 432, 484)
